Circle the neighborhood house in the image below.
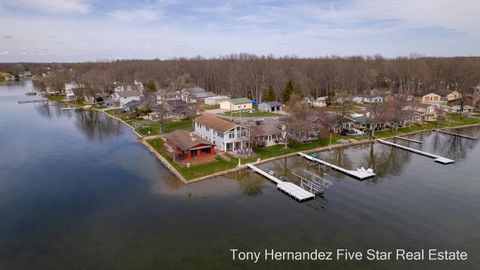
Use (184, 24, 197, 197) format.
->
(258, 101, 282, 112)
(113, 90, 141, 107)
(219, 98, 253, 111)
(194, 114, 250, 152)
(165, 130, 215, 163)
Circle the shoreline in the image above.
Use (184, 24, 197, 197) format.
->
(96, 106, 479, 184)
(66, 101, 480, 184)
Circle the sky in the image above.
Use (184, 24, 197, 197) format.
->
(0, 0, 479, 62)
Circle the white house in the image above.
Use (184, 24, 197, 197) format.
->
(64, 82, 79, 100)
(307, 96, 328, 107)
(353, 95, 384, 104)
(219, 98, 252, 111)
(113, 90, 141, 107)
(194, 114, 250, 152)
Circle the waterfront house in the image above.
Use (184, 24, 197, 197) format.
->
(165, 130, 215, 164)
(64, 82, 79, 100)
(447, 105, 474, 114)
(219, 98, 253, 111)
(258, 101, 283, 112)
(250, 124, 282, 147)
(113, 90, 141, 107)
(403, 104, 438, 121)
(194, 114, 250, 152)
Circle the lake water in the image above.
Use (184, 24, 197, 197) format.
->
(1, 81, 479, 270)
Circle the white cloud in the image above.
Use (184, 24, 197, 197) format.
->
(109, 9, 163, 22)
(11, 0, 89, 13)
(0, 51, 8, 55)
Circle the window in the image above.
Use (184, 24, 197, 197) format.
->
(229, 130, 234, 139)
(201, 148, 211, 154)
(206, 127, 210, 131)
(217, 131, 223, 138)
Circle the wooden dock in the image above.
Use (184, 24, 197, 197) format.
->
(247, 164, 315, 202)
(394, 136, 422, 144)
(298, 152, 376, 180)
(434, 129, 478, 140)
(18, 99, 47, 104)
(377, 139, 454, 164)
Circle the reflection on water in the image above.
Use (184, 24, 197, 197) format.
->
(74, 110, 124, 141)
(35, 102, 124, 141)
(2, 81, 480, 270)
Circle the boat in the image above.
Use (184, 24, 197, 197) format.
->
(25, 91, 36, 96)
(357, 167, 374, 173)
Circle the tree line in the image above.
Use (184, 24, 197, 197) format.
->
(2, 54, 480, 100)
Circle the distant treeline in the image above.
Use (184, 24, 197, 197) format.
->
(2, 54, 480, 100)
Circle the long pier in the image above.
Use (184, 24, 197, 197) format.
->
(247, 164, 315, 202)
(298, 152, 376, 180)
(394, 136, 422, 144)
(434, 129, 478, 140)
(377, 139, 454, 164)
(18, 99, 47, 104)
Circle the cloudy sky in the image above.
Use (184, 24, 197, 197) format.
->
(0, 0, 479, 62)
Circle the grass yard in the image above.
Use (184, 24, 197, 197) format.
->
(161, 119, 193, 133)
(374, 114, 480, 138)
(222, 110, 278, 118)
(46, 95, 65, 102)
(254, 133, 354, 160)
(105, 109, 194, 136)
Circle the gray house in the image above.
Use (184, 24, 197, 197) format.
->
(258, 101, 282, 112)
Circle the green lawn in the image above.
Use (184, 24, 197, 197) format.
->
(105, 109, 193, 136)
(255, 113, 480, 159)
(46, 95, 65, 102)
(161, 119, 193, 133)
(147, 139, 256, 181)
(253, 134, 354, 160)
(46, 95, 86, 106)
(222, 110, 278, 117)
(374, 114, 480, 139)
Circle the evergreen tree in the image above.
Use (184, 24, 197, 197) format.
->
(282, 80, 303, 102)
(265, 86, 276, 102)
(282, 80, 294, 102)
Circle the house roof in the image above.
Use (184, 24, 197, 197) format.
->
(170, 106, 193, 115)
(434, 89, 456, 97)
(116, 90, 140, 98)
(194, 114, 238, 132)
(260, 101, 282, 107)
(124, 100, 141, 108)
(166, 99, 187, 107)
(250, 124, 281, 136)
(185, 87, 205, 93)
(230, 98, 252, 105)
(165, 130, 214, 151)
(352, 116, 372, 125)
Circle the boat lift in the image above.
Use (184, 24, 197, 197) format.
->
(292, 168, 334, 195)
